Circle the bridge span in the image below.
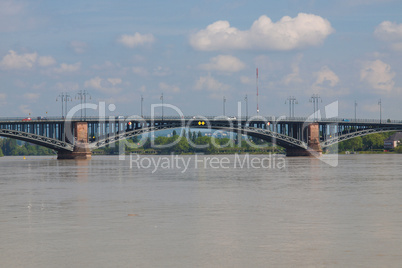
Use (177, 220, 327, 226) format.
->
(1, 116, 402, 159)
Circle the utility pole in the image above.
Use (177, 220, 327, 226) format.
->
(223, 96, 226, 116)
(285, 96, 298, 118)
(56, 92, 71, 118)
(244, 94, 248, 120)
(354, 100, 357, 122)
(378, 99, 382, 124)
(309, 94, 322, 121)
(76, 90, 91, 120)
(141, 95, 144, 118)
(160, 93, 164, 120)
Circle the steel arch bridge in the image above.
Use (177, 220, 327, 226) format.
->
(1, 116, 402, 157)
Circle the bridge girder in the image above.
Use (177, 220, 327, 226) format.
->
(0, 129, 74, 152)
(321, 126, 402, 148)
(89, 123, 308, 150)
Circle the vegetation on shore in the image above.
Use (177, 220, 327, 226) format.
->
(335, 132, 400, 153)
(93, 130, 283, 155)
(0, 138, 55, 156)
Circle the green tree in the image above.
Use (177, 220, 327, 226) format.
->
(362, 133, 384, 150)
(339, 137, 363, 151)
(0, 147, 3, 157)
(172, 137, 190, 153)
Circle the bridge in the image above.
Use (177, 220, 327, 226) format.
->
(1, 115, 402, 159)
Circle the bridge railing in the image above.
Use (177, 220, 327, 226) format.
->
(1, 115, 402, 124)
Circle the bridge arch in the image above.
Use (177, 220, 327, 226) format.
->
(0, 129, 73, 152)
(321, 126, 402, 148)
(89, 124, 308, 151)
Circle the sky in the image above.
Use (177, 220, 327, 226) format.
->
(1, 0, 402, 120)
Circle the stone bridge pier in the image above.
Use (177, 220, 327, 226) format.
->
(57, 122, 92, 160)
(286, 123, 323, 157)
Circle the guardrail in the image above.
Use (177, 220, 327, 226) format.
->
(0, 116, 401, 124)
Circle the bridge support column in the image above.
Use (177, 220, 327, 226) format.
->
(286, 123, 322, 157)
(57, 122, 92, 160)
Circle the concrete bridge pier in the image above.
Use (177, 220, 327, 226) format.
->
(286, 123, 322, 157)
(57, 122, 92, 160)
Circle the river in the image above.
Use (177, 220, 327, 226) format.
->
(1, 154, 402, 267)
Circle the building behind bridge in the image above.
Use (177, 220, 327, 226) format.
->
(384, 132, 402, 149)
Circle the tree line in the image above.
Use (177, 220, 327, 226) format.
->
(93, 130, 281, 155)
(0, 138, 55, 156)
(336, 132, 397, 152)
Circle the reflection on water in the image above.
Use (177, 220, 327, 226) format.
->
(1, 154, 402, 267)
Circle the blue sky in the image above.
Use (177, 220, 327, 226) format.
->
(1, 0, 402, 119)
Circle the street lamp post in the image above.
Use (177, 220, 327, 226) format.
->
(141, 95, 144, 118)
(56, 92, 71, 118)
(223, 96, 226, 116)
(309, 94, 322, 121)
(354, 100, 357, 122)
(378, 99, 382, 124)
(160, 93, 164, 120)
(285, 96, 298, 118)
(76, 90, 91, 120)
(244, 95, 248, 120)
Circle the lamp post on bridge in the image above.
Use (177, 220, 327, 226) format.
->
(141, 95, 144, 118)
(378, 99, 382, 124)
(309, 94, 322, 121)
(354, 100, 357, 123)
(223, 96, 226, 116)
(160, 93, 164, 120)
(56, 92, 72, 118)
(244, 95, 248, 120)
(76, 90, 91, 120)
(285, 96, 298, 118)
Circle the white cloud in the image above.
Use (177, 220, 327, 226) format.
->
(311, 66, 346, 96)
(159, 82, 180, 93)
(190, 13, 334, 51)
(375, 21, 402, 41)
(313, 66, 339, 87)
(70, 41, 88, 54)
(200, 55, 245, 72)
(92, 61, 116, 70)
(38, 56, 56, 67)
(0, 50, 57, 71)
(0, 50, 37, 70)
(195, 75, 230, 92)
(53, 62, 81, 74)
(153, 66, 171, 76)
(375, 21, 402, 51)
(84, 76, 122, 94)
(282, 54, 303, 85)
(107, 78, 122, 86)
(23, 93, 40, 101)
(117, 32, 155, 48)
(132, 66, 149, 76)
(360, 60, 395, 92)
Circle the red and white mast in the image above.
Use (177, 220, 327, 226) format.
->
(256, 67, 259, 115)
